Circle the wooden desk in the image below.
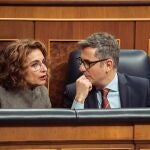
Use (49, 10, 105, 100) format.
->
(0, 109, 149, 150)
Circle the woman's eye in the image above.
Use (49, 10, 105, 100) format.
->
(31, 63, 39, 67)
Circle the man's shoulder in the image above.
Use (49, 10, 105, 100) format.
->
(118, 73, 149, 85)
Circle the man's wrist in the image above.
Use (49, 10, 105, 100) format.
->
(71, 99, 84, 109)
(74, 96, 85, 104)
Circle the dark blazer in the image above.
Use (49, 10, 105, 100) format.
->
(64, 73, 150, 108)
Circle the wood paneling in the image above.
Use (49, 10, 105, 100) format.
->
(35, 21, 134, 49)
(135, 21, 150, 54)
(62, 148, 133, 150)
(48, 40, 79, 107)
(0, 125, 133, 141)
(0, 6, 150, 19)
(0, 21, 34, 39)
(0, 144, 134, 150)
(0, 125, 133, 149)
(135, 125, 150, 150)
(134, 125, 150, 141)
(61, 148, 132, 150)
(0, 39, 17, 52)
(136, 144, 150, 150)
(0, 0, 150, 6)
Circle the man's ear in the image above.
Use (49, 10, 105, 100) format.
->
(106, 59, 113, 72)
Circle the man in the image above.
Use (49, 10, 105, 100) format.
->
(64, 32, 150, 109)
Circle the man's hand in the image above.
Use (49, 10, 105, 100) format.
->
(74, 75, 92, 103)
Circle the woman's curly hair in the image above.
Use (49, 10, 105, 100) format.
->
(0, 39, 47, 90)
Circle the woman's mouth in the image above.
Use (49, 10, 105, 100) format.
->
(39, 75, 47, 80)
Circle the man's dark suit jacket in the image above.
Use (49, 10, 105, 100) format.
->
(64, 73, 150, 108)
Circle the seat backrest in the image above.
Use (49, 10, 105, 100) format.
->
(67, 49, 150, 84)
(118, 49, 150, 79)
(67, 49, 81, 84)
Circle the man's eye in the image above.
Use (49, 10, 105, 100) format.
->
(84, 60, 90, 65)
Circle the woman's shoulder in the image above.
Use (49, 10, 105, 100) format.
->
(37, 85, 48, 91)
(0, 86, 8, 94)
(0, 86, 14, 102)
(35, 85, 49, 95)
(35, 85, 51, 107)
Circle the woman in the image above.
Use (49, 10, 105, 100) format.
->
(0, 39, 51, 108)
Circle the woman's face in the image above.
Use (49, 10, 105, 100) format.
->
(24, 49, 48, 88)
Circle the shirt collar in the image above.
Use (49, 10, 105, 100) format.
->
(105, 73, 118, 92)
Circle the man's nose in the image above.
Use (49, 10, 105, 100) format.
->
(79, 63, 86, 72)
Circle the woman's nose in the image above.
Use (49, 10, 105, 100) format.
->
(41, 63, 47, 72)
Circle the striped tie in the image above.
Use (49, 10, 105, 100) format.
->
(101, 88, 111, 109)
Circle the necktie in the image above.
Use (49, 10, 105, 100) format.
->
(101, 88, 111, 109)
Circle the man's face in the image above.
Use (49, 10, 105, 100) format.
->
(79, 47, 112, 88)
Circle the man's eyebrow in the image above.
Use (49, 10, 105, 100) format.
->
(82, 58, 93, 62)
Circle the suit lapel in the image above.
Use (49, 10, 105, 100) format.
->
(85, 87, 98, 108)
(118, 73, 131, 108)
